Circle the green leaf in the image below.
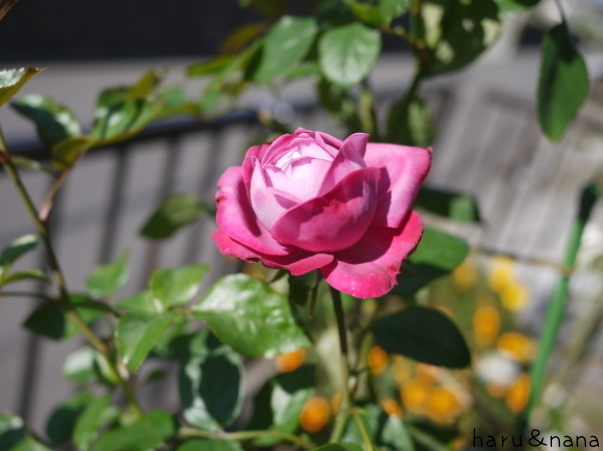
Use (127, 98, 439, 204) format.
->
(115, 291, 161, 315)
(45, 392, 90, 443)
(414, 186, 481, 222)
(317, 77, 362, 133)
(271, 365, 315, 433)
(177, 440, 244, 451)
(150, 263, 209, 309)
(90, 410, 175, 451)
(51, 136, 97, 171)
(381, 416, 415, 451)
(140, 193, 205, 240)
(493, 0, 540, 14)
(379, 0, 411, 24)
(0, 270, 49, 287)
(372, 307, 471, 368)
(10, 94, 81, 147)
(421, 0, 501, 77)
(62, 347, 96, 384)
(537, 23, 589, 141)
(85, 250, 129, 298)
(0, 414, 25, 451)
(341, 403, 381, 446)
(319, 23, 381, 88)
(253, 16, 318, 82)
(351, 3, 385, 26)
(314, 444, 364, 451)
(180, 338, 244, 430)
(188, 57, 236, 77)
(128, 69, 165, 100)
(0, 234, 38, 279)
(386, 97, 434, 147)
(0, 67, 44, 108)
(23, 302, 65, 340)
(115, 312, 174, 372)
(394, 227, 469, 296)
(8, 438, 49, 451)
(72, 395, 119, 451)
(10, 156, 55, 175)
(193, 274, 311, 358)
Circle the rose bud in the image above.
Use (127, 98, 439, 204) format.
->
(213, 128, 431, 298)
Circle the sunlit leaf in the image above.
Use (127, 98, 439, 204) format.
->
(62, 347, 96, 384)
(11, 94, 81, 147)
(494, 0, 540, 14)
(193, 274, 311, 358)
(150, 263, 209, 309)
(0, 413, 25, 451)
(0, 269, 49, 287)
(0, 67, 44, 108)
(51, 136, 97, 171)
(319, 23, 381, 88)
(85, 250, 129, 298)
(253, 16, 318, 82)
(73, 395, 119, 451)
(0, 234, 38, 278)
(386, 96, 434, 147)
(379, 0, 411, 24)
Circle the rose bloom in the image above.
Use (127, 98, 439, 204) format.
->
(213, 128, 431, 298)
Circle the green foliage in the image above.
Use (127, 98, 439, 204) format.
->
(379, 0, 412, 24)
(537, 23, 589, 141)
(386, 96, 434, 147)
(314, 445, 363, 451)
(319, 23, 381, 88)
(0, 414, 25, 451)
(420, 0, 501, 77)
(494, 0, 540, 14)
(140, 193, 205, 240)
(115, 312, 174, 372)
(72, 395, 119, 451)
(177, 440, 244, 451)
(85, 250, 129, 298)
(150, 263, 209, 309)
(11, 95, 81, 147)
(193, 274, 311, 358)
(414, 186, 481, 222)
(8, 438, 49, 451)
(62, 347, 96, 384)
(0, 234, 38, 278)
(372, 307, 471, 368)
(0, 67, 44, 107)
(179, 332, 245, 431)
(395, 227, 469, 296)
(253, 16, 318, 82)
(45, 392, 90, 444)
(90, 411, 175, 451)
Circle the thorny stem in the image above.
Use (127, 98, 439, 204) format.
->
(179, 427, 315, 450)
(521, 184, 599, 432)
(0, 126, 142, 417)
(329, 286, 352, 443)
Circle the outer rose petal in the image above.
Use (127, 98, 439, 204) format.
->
(364, 143, 432, 228)
(271, 167, 380, 253)
(215, 166, 289, 256)
(319, 133, 368, 195)
(321, 211, 424, 298)
(212, 229, 333, 275)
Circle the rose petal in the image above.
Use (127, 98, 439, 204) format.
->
(319, 133, 368, 195)
(242, 145, 268, 191)
(271, 167, 380, 253)
(364, 143, 432, 228)
(213, 229, 333, 275)
(216, 166, 289, 256)
(321, 211, 424, 298)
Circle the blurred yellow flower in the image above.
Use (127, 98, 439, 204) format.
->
(368, 345, 389, 376)
(275, 348, 306, 373)
(473, 306, 500, 347)
(488, 256, 515, 293)
(497, 332, 535, 363)
(380, 398, 403, 417)
(300, 397, 331, 432)
(401, 378, 432, 414)
(452, 261, 478, 291)
(425, 386, 462, 422)
(506, 373, 530, 413)
(485, 382, 509, 398)
(500, 282, 529, 312)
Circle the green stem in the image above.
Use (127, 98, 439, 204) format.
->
(0, 126, 142, 418)
(521, 183, 599, 429)
(329, 286, 352, 443)
(178, 427, 315, 450)
(352, 408, 376, 451)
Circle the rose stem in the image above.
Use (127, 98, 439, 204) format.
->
(0, 125, 143, 417)
(329, 286, 352, 443)
(521, 183, 598, 432)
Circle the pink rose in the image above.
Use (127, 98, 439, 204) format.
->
(212, 128, 431, 298)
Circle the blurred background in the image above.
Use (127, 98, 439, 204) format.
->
(1, 0, 603, 444)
